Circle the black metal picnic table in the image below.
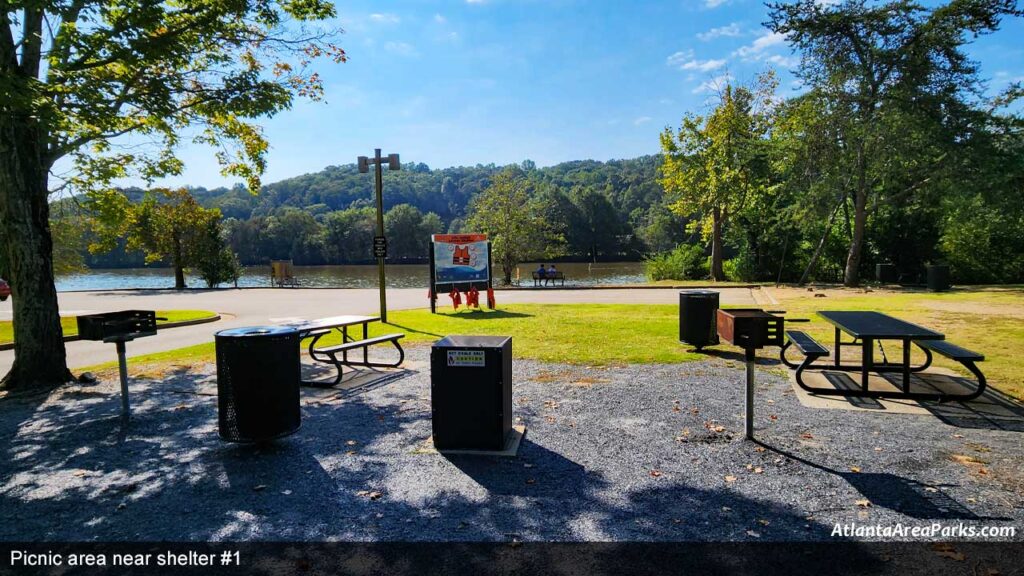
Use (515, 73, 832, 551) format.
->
(278, 315, 405, 386)
(781, 311, 988, 402)
(819, 310, 943, 394)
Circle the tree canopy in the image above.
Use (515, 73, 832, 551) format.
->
(1, 0, 345, 389)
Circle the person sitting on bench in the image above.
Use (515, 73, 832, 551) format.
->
(546, 265, 558, 286)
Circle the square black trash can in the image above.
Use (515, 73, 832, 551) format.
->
(430, 335, 512, 451)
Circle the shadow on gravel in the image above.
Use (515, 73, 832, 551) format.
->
(879, 374, 1024, 432)
(1, 371, 861, 543)
(754, 441, 1007, 521)
(693, 348, 782, 366)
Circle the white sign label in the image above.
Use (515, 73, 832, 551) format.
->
(447, 350, 485, 367)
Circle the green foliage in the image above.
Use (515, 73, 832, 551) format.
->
(88, 188, 229, 288)
(383, 203, 445, 260)
(722, 251, 758, 283)
(767, 0, 1022, 285)
(940, 194, 1024, 283)
(466, 167, 563, 284)
(644, 244, 708, 281)
(190, 219, 243, 288)
(2, 0, 346, 198)
(660, 73, 778, 280)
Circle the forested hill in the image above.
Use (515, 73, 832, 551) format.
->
(183, 155, 664, 226)
(96, 155, 691, 267)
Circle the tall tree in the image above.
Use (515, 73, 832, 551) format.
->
(91, 188, 223, 289)
(466, 167, 561, 285)
(1, 0, 344, 389)
(767, 0, 1022, 286)
(384, 203, 427, 260)
(660, 74, 777, 281)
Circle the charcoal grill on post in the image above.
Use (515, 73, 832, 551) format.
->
(76, 310, 161, 420)
(716, 309, 783, 440)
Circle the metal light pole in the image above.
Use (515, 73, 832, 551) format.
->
(358, 149, 400, 322)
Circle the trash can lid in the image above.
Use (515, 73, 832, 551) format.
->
(216, 326, 297, 338)
(680, 290, 719, 296)
(434, 335, 511, 348)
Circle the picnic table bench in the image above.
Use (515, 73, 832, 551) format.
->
(780, 311, 987, 403)
(279, 315, 404, 387)
(531, 271, 565, 287)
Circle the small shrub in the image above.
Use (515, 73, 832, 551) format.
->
(645, 244, 708, 281)
(723, 251, 758, 282)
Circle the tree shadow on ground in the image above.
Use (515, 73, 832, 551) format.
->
(384, 322, 443, 339)
(753, 440, 1008, 521)
(1, 369, 868, 546)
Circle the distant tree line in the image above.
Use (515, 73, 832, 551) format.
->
(70, 156, 686, 268)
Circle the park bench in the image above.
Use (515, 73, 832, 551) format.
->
(279, 316, 405, 387)
(531, 271, 565, 287)
(916, 340, 987, 401)
(305, 329, 405, 387)
(780, 330, 829, 389)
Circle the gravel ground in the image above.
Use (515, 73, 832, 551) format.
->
(0, 345, 1021, 543)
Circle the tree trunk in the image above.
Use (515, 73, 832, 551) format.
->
(172, 237, 186, 290)
(0, 115, 73, 390)
(799, 199, 843, 286)
(710, 206, 725, 281)
(844, 190, 868, 287)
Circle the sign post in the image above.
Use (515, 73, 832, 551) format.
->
(358, 149, 400, 322)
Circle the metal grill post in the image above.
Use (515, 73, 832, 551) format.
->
(116, 340, 130, 420)
(745, 347, 755, 440)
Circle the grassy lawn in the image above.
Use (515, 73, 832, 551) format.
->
(83, 287, 1024, 399)
(0, 310, 218, 346)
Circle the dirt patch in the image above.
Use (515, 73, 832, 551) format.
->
(922, 300, 1024, 318)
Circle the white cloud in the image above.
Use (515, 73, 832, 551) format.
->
(697, 23, 742, 41)
(466, 0, 486, 4)
(633, 116, 652, 126)
(733, 31, 786, 59)
(434, 14, 447, 24)
(705, 0, 730, 7)
(692, 73, 733, 94)
(384, 41, 419, 57)
(765, 54, 800, 68)
(369, 13, 400, 24)
(666, 50, 727, 72)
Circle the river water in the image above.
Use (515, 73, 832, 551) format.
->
(54, 262, 648, 291)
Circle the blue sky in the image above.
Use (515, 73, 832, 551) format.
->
(139, 0, 1024, 189)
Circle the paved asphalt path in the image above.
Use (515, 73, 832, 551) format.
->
(0, 287, 756, 371)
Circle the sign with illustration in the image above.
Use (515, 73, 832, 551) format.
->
(432, 234, 490, 284)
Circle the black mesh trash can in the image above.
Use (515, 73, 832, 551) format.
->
(431, 335, 512, 451)
(679, 290, 719, 350)
(927, 264, 950, 292)
(216, 326, 301, 442)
